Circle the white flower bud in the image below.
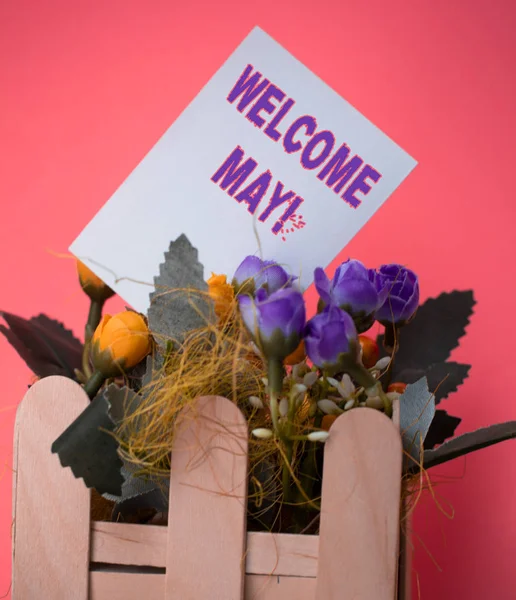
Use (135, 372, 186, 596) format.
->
(307, 431, 330, 442)
(318, 399, 342, 415)
(261, 377, 269, 387)
(386, 391, 401, 402)
(292, 383, 307, 396)
(340, 374, 355, 398)
(252, 428, 274, 440)
(365, 396, 384, 409)
(374, 357, 391, 371)
(292, 362, 309, 381)
(303, 371, 318, 387)
(279, 398, 289, 417)
(326, 377, 340, 389)
(248, 395, 264, 409)
(366, 383, 382, 397)
(344, 399, 355, 411)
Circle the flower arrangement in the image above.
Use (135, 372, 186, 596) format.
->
(3, 234, 516, 532)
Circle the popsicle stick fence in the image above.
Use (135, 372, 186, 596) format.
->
(12, 376, 408, 599)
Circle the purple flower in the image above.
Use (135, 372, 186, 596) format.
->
(304, 305, 358, 373)
(238, 287, 306, 360)
(232, 256, 295, 295)
(374, 264, 419, 325)
(314, 259, 388, 333)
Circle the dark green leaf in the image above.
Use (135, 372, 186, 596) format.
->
(384, 291, 475, 371)
(0, 312, 83, 379)
(422, 421, 516, 471)
(51, 390, 123, 495)
(396, 362, 471, 404)
(424, 410, 462, 449)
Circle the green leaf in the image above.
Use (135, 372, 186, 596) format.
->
(381, 291, 475, 371)
(422, 422, 516, 471)
(51, 390, 123, 496)
(424, 410, 462, 449)
(396, 362, 471, 404)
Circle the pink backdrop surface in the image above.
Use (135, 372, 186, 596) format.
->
(1, 0, 516, 597)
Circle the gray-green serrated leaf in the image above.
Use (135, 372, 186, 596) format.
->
(399, 377, 435, 464)
(148, 234, 213, 348)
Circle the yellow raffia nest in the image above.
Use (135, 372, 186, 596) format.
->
(114, 290, 282, 500)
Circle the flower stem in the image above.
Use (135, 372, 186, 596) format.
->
(282, 443, 293, 502)
(382, 324, 399, 389)
(82, 341, 92, 379)
(267, 359, 284, 434)
(85, 299, 104, 343)
(83, 370, 106, 400)
(346, 361, 393, 418)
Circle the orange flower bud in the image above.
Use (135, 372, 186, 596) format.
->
(321, 414, 338, 431)
(92, 311, 151, 375)
(284, 340, 306, 366)
(358, 334, 379, 369)
(207, 273, 235, 321)
(387, 382, 407, 394)
(77, 260, 115, 302)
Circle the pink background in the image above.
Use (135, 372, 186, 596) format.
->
(1, 0, 515, 597)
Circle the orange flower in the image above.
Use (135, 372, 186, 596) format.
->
(77, 260, 114, 302)
(207, 273, 235, 321)
(284, 340, 306, 366)
(321, 414, 338, 431)
(358, 334, 379, 369)
(387, 382, 407, 394)
(92, 311, 151, 374)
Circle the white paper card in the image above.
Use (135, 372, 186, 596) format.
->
(70, 26, 416, 313)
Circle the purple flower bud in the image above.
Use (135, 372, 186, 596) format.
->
(374, 264, 419, 325)
(238, 288, 306, 361)
(304, 306, 358, 373)
(232, 256, 295, 295)
(314, 259, 388, 333)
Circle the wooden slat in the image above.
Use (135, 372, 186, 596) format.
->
(91, 524, 318, 577)
(90, 572, 165, 599)
(245, 575, 316, 599)
(315, 407, 402, 600)
(90, 572, 316, 600)
(12, 376, 91, 600)
(165, 396, 249, 599)
(91, 522, 167, 567)
(245, 532, 318, 577)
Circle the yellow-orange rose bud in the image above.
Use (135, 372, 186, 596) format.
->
(92, 311, 151, 375)
(358, 334, 379, 369)
(77, 260, 115, 302)
(321, 414, 338, 431)
(284, 340, 306, 366)
(207, 273, 235, 321)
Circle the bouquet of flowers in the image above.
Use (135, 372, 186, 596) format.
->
(3, 234, 516, 531)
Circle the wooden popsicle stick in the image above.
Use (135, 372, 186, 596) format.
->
(91, 522, 319, 577)
(89, 572, 317, 600)
(165, 396, 249, 600)
(245, 532, 318, 577)
(245, 574, 316, 600)
(12, 376, 92, 599)
(315, 407, 402, 600)
(90, 571, 165, 599)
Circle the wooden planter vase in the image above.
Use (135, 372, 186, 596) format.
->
(12, 376, 411, 599)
